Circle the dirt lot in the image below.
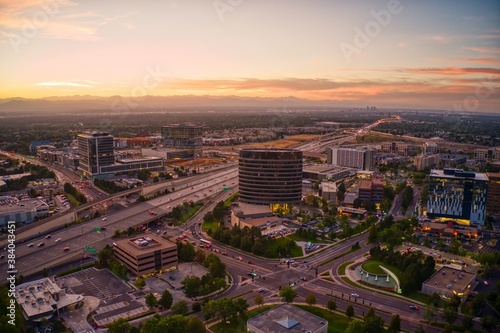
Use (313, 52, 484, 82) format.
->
(236, 134, 322, 149)
(167, 158, 225, 167)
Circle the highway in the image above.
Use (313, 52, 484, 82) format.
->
(0, 167, 238, 280)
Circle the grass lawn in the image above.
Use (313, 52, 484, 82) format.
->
(202, 219, 220, 233)
(210, 305, 275, 333)
(286, 233, 317, 242)
(178, 204, 203, 223)
(223, 193, 239, 208)
(295, 305, 351, 333)
(338, 261, 353, 275)
(65, 193, 81, 207)
(361, 261, 386, 275)
(267, 237, 303, 258)
(405, 291, 431, 304)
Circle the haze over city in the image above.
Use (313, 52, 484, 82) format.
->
(1, 2, 500, 333)
(1, 0, 499, 112)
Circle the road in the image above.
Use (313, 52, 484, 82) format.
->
(0, 167, 238, 280)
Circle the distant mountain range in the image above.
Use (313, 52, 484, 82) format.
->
(0, 95, 351, 114)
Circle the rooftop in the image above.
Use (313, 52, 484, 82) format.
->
(303, 164, 353, 174)
(0, 199, 48, 214)
(430, 169, 488, 181)
(232, 202, 274, 217)
(16, 278, 83, 320)
(247, 304, 327, 333)
(422, 266, 476, 293)
(114, 234, 176, 256)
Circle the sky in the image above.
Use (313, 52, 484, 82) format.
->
(0, 0, 499, 112)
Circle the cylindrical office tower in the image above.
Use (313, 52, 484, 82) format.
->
(238, 148, 303, 205)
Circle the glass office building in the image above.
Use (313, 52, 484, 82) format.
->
(427, 169, 488, 225)
(238, 148, 302, 206)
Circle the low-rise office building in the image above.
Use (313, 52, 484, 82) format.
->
(421, 266, 476, 299)
(231, 202, 281, 230)
(113, 234, 178, 276)
(0, 198, 49, 225)
(15, 278, 83, 322)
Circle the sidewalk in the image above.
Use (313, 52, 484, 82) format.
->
(61, 296, 100, 333)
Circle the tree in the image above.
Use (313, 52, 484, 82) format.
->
(181, 275, 201, 297)
(145, 293, 157, 308)
(424, 304, 436, 323)
(171, 300, 189, 316)
(186, 317, 205, 333)
(442, 324, 453, 333)
(480, 315, 498, 333)
(279, 286, 297, 303)
(234, 297, 249, 315)
(462, 314, 474, 332)
(179, 242, 196, 262)
(388, 314, 401, 333)
(305, 293, 316, 306)
(52, 319, 65, 333)
(134, 277, 145, 289)
(411, 326, 425, 333)
(107, 318, 133, 333)
(443, 306, 457, 324)
(158, 290, 173, 309)
(365, 307, 375, 318)
(345, 305, 354, 318)
(327, 300, 337, 312)
(364, 315, 385, 333)
(194, 249, 206, 263)
(345, 319, 365, 333)
(254, 293, 264, 307)
(206, 255, 226, 279)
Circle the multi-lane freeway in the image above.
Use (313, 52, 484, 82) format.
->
(0, 167, 238, 280)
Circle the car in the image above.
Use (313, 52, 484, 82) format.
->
(45, 234, 51, 239)
(55, 238, 62, 243)
(409, 305, 419, 310)
(27, 243, 34, 247)
(37, 242, 45, 247)
(0, 255, 4, 259)
(248, 261, 254, 265)
(62, 247, 70, 252)
(484, 281, 489, 285)
(351, 293, 360, 298)
(102, 217, 107, 221)
(101, 227, 107, 231)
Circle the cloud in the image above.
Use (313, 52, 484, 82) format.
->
(402, 67, 500, 76)
(0, 0, 117, 41)
(464, 47, 500, 54)
(431, 57, 500, 65)
(36, 81, 91, 87)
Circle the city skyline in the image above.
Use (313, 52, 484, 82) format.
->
(1, 0, 499, 112)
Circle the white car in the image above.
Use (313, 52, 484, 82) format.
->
(351, 293, 360, 298)
(27, 243, 34, 247)
(55, 238, 62, 243)
(102, 217, 107, 221)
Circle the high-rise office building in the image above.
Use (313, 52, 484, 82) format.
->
(161, 123, 203, 159)
(327, 146, 374, 171)
(77, 131, 115, 175)
(427, 169, 488, 225)
(238, 148, 302, 205)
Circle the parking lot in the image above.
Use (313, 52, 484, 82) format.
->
(56, 267, 148, 329)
